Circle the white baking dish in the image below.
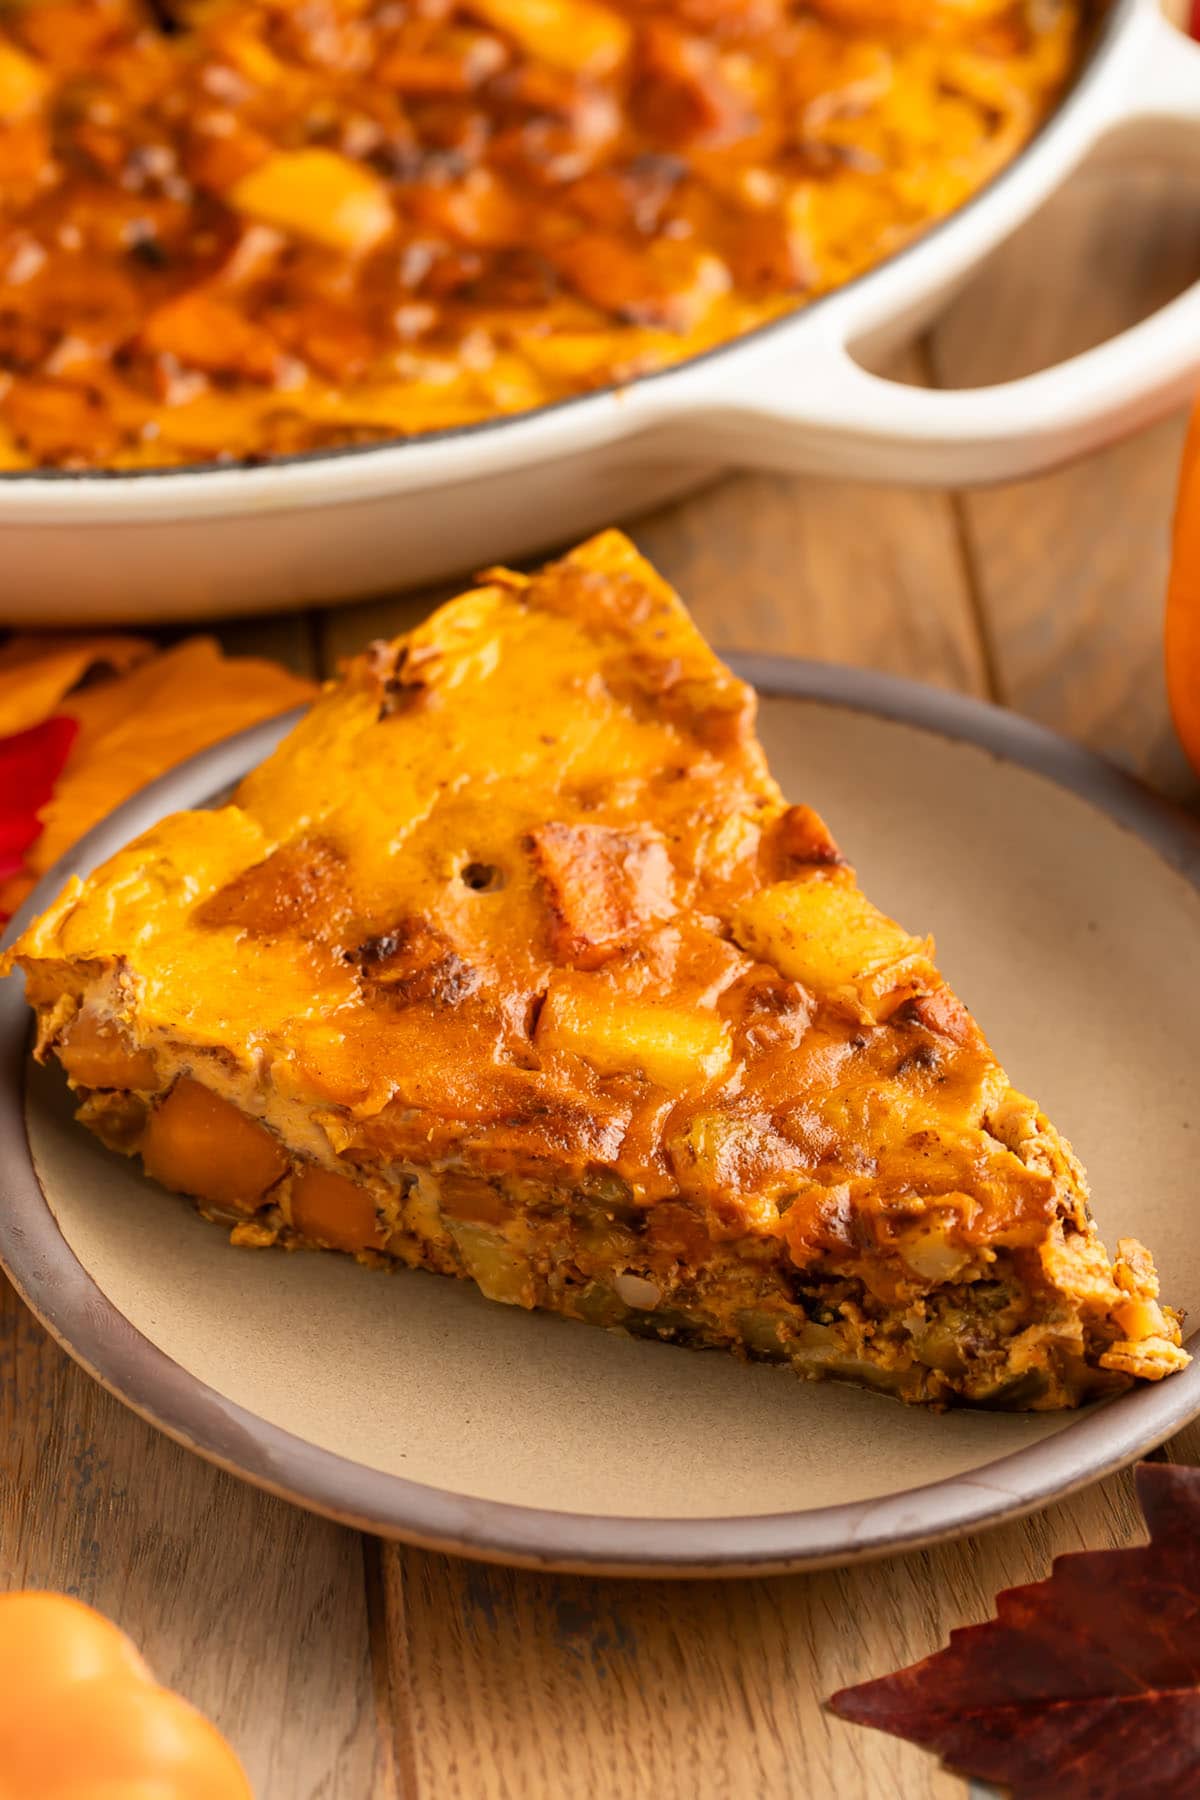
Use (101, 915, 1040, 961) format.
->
(4, 0, 1200, 625)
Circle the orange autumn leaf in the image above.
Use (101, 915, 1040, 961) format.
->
(0, 636, 315, 918)
(0, 633, 154, 737)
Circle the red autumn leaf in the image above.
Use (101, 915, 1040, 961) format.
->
(829, 1461, 1200, 1800)
(0, 715, 78, 886)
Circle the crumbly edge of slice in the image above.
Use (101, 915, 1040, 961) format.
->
(39, 1002, 1187, 1412)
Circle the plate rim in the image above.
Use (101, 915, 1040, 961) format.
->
(3, 656, 1199, 1577)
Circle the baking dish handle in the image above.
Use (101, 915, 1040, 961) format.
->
(676, 6, 1200, 488)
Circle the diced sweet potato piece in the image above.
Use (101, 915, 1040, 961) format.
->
(141, 1078, 288, 1211)
(289, 1165, 384, 1253)
(204, 15, 292, 89)
(466, 0, 631, 76)
(409, 169, 525, 250)
(809, 0, 1010, 29)
(0, 42, 48, 119)
(378, 31, 507, 95)
(2, 382, 118, 466)
(230, 149, 394, 255)
(58, 1012, 158, 1092)
(537, 974, 730, 1087)
(552, 232, 729, 332)
(529, 822, 674, 967)
(0, 117, 51, 200)
(436, 1172, 509, 1226)
(567, 158, 683, 235)
(185, 114, 273, 195)
(635, 22, 748, 149)
(378, 51, 471, 96)
(140, 292, 284, 383)
(14, 0, 124, 70)
(722, 201, 814, 297)
(260, 301, 375, 382)
(195, 838, 352, 941)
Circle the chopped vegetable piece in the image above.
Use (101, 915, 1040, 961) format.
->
(537, 972, 732, 1087)
(231, 148, 394, 254)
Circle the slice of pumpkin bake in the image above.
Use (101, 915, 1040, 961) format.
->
(3, 532, 1187, 1408)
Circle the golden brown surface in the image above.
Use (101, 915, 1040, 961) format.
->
(0, 0, 1079, 468)
(4, 529, 1188, 1408)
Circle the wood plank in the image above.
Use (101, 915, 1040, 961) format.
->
(631, 421, 989, 695)
(928, 159, 1200, 803)
(209, 609, 321, 680)
(633, 466, 988, 688)
(320, 586, 453, 672)
(0, 1273, 387, 1797)
(371, 1464, 1150, 1800)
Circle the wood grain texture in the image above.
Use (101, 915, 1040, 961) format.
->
(0, 1272, 387, 1798)
(630, 354, 987, 695)
(928, 159, 1200, 802)
(211, 610, 322, 681)
(371, 1470, 1154, 1800)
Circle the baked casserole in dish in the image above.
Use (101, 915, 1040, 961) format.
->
(0, 0, 1082, 469)
(5, 0, 1199, 623)
(3, 532, 1187, 1408)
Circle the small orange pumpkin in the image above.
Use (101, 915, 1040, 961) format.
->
(0, 1590, 252, 1799)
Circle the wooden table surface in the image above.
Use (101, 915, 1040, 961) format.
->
(5, 116, 1200, 1800)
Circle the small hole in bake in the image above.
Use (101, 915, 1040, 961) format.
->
(461, 861, 503, 892)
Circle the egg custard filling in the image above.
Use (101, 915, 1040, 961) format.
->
(4, 531, 1188, 1409)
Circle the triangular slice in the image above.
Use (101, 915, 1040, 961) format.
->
(5, 533, 1187, 1408)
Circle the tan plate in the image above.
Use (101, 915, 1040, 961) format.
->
(3, 661, 1200, 1576)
